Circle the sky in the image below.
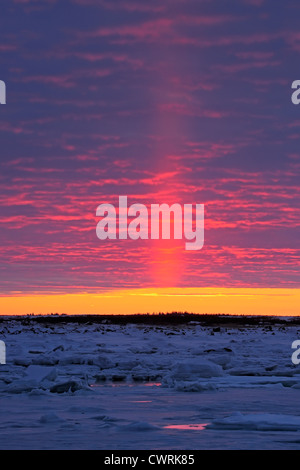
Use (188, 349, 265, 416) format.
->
(0, 0, 299, 314)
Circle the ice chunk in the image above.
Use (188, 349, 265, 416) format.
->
(174, 381, 217, 392)
(32, 355, 58, 366)
(170, 359, 223, 380)
(39, 413, 65, 424)
(13, 358, 31, 367)
(50, 380, 90, 394)
(5, 379, 38, 394)
(209, 412, 300, 431)
(25, 365, 57, 383)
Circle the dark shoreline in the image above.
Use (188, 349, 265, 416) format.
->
(0, 312, 300, 327)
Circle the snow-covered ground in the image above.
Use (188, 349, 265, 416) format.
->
(0, 317, 300, 449)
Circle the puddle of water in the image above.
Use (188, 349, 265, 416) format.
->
(130, 400, 153, 403)
(163, 423, 209, 431)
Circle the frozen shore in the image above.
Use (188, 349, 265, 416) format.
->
(0, 315, 300, 449)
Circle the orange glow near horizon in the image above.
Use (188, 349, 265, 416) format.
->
(0, 288, 299, 316)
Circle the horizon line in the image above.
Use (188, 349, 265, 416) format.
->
(0, 287, 299, 316)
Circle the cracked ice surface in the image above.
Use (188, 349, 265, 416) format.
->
(0, 318, 300, 449)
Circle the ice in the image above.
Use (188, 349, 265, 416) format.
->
(5, 379, 39, 394)
(169, 359, 224, 380)
(31, 355, 58, 366)
(1, 316, 300, 449)
(13, 358, 31, 367)
(25, 365, 57, 383)
(39, 413, 65, 424)
(174, 381, 217, 392)
(209, 412, 300, 431)
(50, 379, 91, 394)
(119, 421, 160, 432)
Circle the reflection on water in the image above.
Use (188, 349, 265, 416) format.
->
(130, 400, 153, 403)
(164, 423, 209, 431)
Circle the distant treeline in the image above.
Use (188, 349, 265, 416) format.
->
(0, 312, 300, 327)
